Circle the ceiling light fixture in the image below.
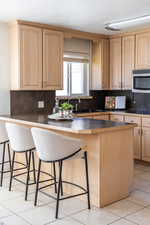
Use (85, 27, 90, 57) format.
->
(105, 15, 150, 31)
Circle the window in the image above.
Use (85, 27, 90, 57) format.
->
(56, 61, 89, 97)
(56, 38, 91, 97)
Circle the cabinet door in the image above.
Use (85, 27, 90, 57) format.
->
(134, 127, 141, 160)
(43, 29, 63, 90)
(122, 35, 135, 90)
(110, 114, 124, 122)
(142, 127, 150, 162)
(136, 32, 150, 69)
(93, 115, 109, 120)
(92, 39, 109, 90)
(19, 25, 42, 89)
(110, 38, 122, 89)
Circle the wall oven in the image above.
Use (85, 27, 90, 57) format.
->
(132, 69, 150, 93)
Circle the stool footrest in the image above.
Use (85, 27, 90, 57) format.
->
(12, 169, 35, 178)
(39, 189, 88, 202)
(13, 177, 36, 186)
(0, 160, 11, 165)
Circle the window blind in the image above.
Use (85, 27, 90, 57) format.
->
(64, 38, 91, 63)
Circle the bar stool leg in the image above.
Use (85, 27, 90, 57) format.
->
(25, 151, 32, 201)
(0, 142, 6, 186)
(7, 143, 12, 170)
(32, 152, 36, 184)
(53, 162, 57, 194)
(84, 151, 91, 209)
(34, 159, 41, 206)
(9, 151, 15, 191)
(55, 161, 62, 219)
(59, 161, 63, 196)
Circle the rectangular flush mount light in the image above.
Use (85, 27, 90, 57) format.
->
(105, 15, 150, 31)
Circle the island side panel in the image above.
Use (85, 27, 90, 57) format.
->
(100, 128, 134, 207)
(52, 132, 101, 207)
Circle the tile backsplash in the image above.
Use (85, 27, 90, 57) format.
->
(10, 91, 55, 115)
(90, 90, 133, 110)
(10, 89, 150, 115)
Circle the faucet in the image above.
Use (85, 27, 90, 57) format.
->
(75, 98, 81, 112)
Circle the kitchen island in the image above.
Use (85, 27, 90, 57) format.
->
(0, 114, 136, 207)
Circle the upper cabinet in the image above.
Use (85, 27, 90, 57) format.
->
(43, 29, 63, 90)
(135, 32, 150, 69)
(19, 25, 43, 90)
(92, 39, 109, 90)
(110, 38, 122, 89)
(122, 35, 135, 89)
(10, 24, 63, 90)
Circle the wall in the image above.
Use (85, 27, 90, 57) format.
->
(0, 22, 10, 114)
(0, 23, 10, 162)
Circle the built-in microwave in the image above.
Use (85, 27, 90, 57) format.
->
(132, 69, 150, 93)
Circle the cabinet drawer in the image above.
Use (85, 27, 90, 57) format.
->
(142, 117, 150, 127)
(93, 115, 109, 120)
(110, 115, 124, 122)
(124, 116, 141, 126)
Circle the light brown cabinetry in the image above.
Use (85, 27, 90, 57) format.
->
(141, 117, 150, 162)
(93, 115, 109, 120)
(124, 115, 141, 126)
(92, 39, 109, 90)
(20, 26, 43, 90)
(11, 25, 43, 90)
(110, 114, 124, 122)
(124, 115, 141, 159)
(142, 127, 150, 162)
(136, 32, 150, 69)
(43, 29, 63, 90)
(10, 24, 63, 90)
(122, 35, 135, 89)
(133, 127, 141, 159)
(110, 38, 122, 89)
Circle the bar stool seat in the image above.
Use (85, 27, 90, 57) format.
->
(0, 121, 11, 186)
(31, 127, 91, 219)
(6, 123, 37, 200)
(6, 122, 58, 201)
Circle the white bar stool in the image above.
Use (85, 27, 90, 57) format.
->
(31, 127, 91, 219)
(0, 121, 11, 186)
(6, 122, 37, 200)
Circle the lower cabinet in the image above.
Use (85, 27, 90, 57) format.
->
(93, 115, 109, 120)
(142, 127, 150, 162)
(110, 114, 124, 122)
(134, 127, 141, 160)
(78, 113, 150, 162)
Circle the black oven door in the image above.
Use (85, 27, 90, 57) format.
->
(133, 76, 150, 91)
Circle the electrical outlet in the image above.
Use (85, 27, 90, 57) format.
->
(38, 101, 45, 108)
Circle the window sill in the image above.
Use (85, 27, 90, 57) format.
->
(56, 96, 93, 100)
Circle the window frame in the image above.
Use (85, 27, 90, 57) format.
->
(57, 61, 90, 97)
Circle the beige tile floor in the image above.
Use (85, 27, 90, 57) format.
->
(0, 163, 150, 225)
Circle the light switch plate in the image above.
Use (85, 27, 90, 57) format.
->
(38, 101, 45, 108)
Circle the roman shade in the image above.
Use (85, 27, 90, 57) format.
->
(64, 38, 91, 63)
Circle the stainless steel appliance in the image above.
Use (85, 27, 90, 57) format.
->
(105, 96, 126, 110)
(132, 69, 150, 93)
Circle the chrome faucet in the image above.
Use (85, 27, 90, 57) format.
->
(75, 98, 81, 112)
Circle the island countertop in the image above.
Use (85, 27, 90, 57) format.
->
(0, 114, 136, 134)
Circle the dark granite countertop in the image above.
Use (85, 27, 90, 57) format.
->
(0, 114, 135, 134)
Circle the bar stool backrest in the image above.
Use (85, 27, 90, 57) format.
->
(0, 121, 8, 144)
(31, 127, 84, 162)
(6, 123, 35, 152)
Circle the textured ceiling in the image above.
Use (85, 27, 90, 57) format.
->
(0, 0, 150, 34)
